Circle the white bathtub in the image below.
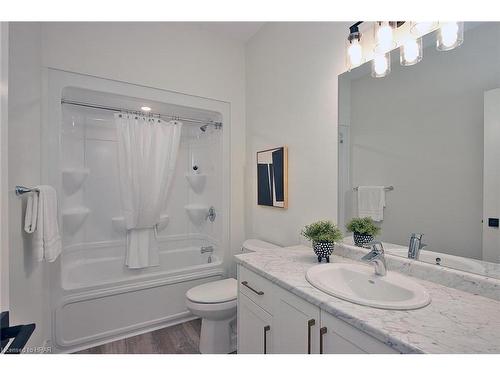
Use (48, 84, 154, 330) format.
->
(53, 239, 224, 352)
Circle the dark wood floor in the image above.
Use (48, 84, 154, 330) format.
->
(76, 319, 202, 354)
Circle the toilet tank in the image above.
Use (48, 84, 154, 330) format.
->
(241, 239, 280, 253)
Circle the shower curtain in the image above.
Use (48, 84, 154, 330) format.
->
(115, 114, 182, 269)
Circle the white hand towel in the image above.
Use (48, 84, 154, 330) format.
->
(33, 185, 62, 262)
(357, 186, 386, 222)
(24, 192, 38, 234)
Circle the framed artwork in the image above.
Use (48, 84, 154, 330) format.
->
(256, 146, 288, 208)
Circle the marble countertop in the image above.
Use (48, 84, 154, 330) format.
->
(235, 245, 500, 354)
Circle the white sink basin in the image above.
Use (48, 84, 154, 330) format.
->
(306, 263, 431, 310)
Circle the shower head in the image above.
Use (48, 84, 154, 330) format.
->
(199, 124, 208, 132)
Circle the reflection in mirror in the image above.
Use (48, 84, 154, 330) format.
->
(338, 22, 500, 279)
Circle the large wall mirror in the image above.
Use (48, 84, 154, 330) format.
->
(338, 22, 500, 279)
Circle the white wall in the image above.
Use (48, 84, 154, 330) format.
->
(40, 22, 246, 274)
(0, 22, 9, 312)
(245, 22, 350, 246)
(347, 23, 500, 260)
(8, 22, 47, 347)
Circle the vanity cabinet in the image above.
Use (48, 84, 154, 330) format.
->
(238, 294, 273, 354)
(274, 287, 320, 354)
(237, 265, 400, 354)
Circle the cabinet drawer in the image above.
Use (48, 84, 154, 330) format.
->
(238, 265, 275, 314)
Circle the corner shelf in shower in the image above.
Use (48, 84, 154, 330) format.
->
(62, 168, 90, 195)
(185, 173, 207, 194)
(185, 204, 209, 226)
(62, 207, 90, 235)
(111, 214, 170, 234)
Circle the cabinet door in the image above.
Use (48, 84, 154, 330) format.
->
(238, 293, 273, 354)
(273, 288, 320, 354)
(319, 311, 399, 354)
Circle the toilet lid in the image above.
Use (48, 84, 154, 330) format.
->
(186, 278, 237, 304)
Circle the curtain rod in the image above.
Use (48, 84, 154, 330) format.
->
(60, 99, 222, 127)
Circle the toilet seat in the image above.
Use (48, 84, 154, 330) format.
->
(186, 278, 237, 304)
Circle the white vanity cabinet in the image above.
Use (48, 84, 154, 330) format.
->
(238, 294, 273, 354)
(274, 287, 320, 354)
(237, 265, 400, 354)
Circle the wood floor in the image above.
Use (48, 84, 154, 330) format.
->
(76, 319, 202, 354)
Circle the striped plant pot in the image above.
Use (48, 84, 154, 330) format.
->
(353, 232, 374, 248)
(312, 241, 334, 263)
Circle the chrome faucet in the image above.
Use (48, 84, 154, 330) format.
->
(361, 241, 387, 276)
(201, 245, 214, 254)
(408, 233, 425, 260)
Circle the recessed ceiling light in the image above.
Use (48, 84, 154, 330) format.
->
(141, 106, 151, 112)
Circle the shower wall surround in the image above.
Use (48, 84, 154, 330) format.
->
(44, 70, 231, 352)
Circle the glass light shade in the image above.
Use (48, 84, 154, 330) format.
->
(371, 52, 391, 78)
(346, 38, 363, 70)
(436, 22, 464, 51)
(374, 21, 396, 53)
(410, 21, 439, 37)
(400, 37, 423, 66)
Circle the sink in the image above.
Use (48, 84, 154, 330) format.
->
(306, 263, 431, 310)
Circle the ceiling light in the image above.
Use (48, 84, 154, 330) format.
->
(345, 22, 364, 71)
(410, 21, 438, 37)
(436, 22, 464, 51)
(400, 37, 423, 66)
(141, 106, 152, 112)
(374, 21, 396, 54)
(372, 52, 391, 78)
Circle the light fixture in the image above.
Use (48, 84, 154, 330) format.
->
(436, 22, 464, 51)
(374, 21, 397, 54)
(141, 106, 152, 112)
(400, 37, 423, 66)
(410, 21, 439, 37)
(371, 51, 391, 78)
(345, 22, 364, 70)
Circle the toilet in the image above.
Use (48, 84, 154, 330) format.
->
(186, 239, 279, 354)
(186, 278, 237, 354)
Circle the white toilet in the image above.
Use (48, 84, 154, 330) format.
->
(186, 240, 279, 354)
(186, 278, 237, 354)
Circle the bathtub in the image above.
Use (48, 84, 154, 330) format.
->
(53, 238, 224, 352)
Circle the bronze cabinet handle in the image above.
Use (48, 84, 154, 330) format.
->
(241, 281, 264, 296)
(264, 325, 271, 354)
(307, 319, 316, 354)
(320, 327, 327, 354)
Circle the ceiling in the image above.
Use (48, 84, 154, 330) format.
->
(195, 22, 265, 43)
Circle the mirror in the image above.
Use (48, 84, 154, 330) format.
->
(338, 22, 500, 279)
(257, 146, 288, 208)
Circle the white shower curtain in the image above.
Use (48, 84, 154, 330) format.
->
(115, 113, 182, 269)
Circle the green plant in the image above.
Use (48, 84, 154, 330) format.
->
(301, 220, 343, 243)
(346, 217, 381, 236)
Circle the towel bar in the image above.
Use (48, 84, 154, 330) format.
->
(353, 185, 394, 191)
(15, 185, 38, 196)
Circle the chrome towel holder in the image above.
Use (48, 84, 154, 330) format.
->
(353, 185, 394, 191)
(15, 185, 38, 196)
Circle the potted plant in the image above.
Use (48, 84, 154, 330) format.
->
(301, 220, 343, 263)
(346, 217, 381, 247)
